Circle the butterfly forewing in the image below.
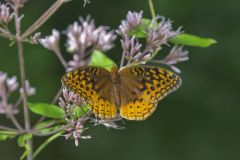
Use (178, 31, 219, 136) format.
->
(119, 66, 182, 121)
(61, 66, 117, 119)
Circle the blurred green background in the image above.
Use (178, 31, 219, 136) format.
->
(0, 0, 240, 160)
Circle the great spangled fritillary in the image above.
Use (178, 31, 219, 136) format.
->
(61, 65, 182, 121)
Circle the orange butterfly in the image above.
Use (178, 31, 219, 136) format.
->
(61, 65, 181, 121)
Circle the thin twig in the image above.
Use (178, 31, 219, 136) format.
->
(13, 96, 22, 109)
(20, 0, 68, 40)
(55, 51, 68, 69)
(0, 27, 13, 37)
(0, 124, 20, 131)
(51, 87, 63, 104)
(8, 113, 24, 131)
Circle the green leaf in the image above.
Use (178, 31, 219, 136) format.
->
(0, 134, 15, 140)
(20, 145, 30, 160)
(34, 120, 62, 134)
(170, 33, 217, 48)
(28, 103, 65, 119)
(17, 134, 32, 147)
(89, 50, 116, 71)
(73, 105, 90, 119)
(0, 130, 18, 135)
(38, 125, 61, 135)
(34, 120, 56, 130)
(0, 130, 17, 141)
(18, 134, 33, 160)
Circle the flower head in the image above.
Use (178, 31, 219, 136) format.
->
(121, 36, 142, 62)
(158, 45, 189, 73)
(118, 11, 182, 66)
(6, 76, 18, 92)
(20, 80, 36, 96)
(146, 16, 180, 53)
(39, 29, 60, 53)
(0, 3, 14, 24)
(162, 45, 189, 65)
(65, 120, 91, 146)
(59, 89, 92, 146)
(0, 71, 19, 114)
(65, 16, 116, 54)
(118, 11, 143, 36)
(59, 88, 84, 111)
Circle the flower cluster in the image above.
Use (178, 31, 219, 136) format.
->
(0, 71, 18, 114)
(65, 17, 116, 70)
(0, 71, 35, 115)
(118, 11, 188, 72)
(59, 88, 124, 146)
(0, 3, 14, 38)
(40, 16, 116, 71)
(59, 89, 91, 146)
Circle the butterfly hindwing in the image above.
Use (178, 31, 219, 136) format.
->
(61, 66, 117, 119)
(119, 66, 182, 120)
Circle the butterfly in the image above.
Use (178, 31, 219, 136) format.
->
(61, 65, 182, 121)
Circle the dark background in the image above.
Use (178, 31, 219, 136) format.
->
(0, 0, 239, 160)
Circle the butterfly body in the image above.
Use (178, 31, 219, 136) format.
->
(110, 66, 121, 108)
(61, 65, 182, 121)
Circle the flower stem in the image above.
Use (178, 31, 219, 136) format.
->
(148, 0, 156, 18)
(20, 0, 68, 40)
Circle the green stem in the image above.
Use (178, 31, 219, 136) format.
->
(148, 0, 156, 18)
(33, 131, 64, 159)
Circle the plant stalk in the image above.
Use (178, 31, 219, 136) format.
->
(13, 3, 32, 160)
